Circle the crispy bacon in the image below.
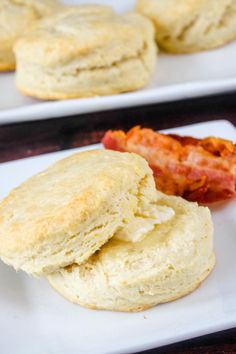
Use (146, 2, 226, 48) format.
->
(102, 126, 236, 204)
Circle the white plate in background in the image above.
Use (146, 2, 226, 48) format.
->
(0, 0, 236, 124)
(0, 120, 236, 354)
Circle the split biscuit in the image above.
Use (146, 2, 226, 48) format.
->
(48, 193, 215, 312)
(0, 150, 158, 276)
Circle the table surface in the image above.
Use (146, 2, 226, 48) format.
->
(1, 92, 236, 353)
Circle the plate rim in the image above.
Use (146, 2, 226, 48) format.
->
(0, 119, 236, 354)
(1, 77, 236, 125)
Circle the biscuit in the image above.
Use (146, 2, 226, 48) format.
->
(0, 150, 159, 276)
(48, 193, 215, 312)
(14, 5, 157, 99)
(136, 0, 236, 53)
(0, 0, 60, 71)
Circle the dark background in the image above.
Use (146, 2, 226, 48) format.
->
(1, 92, 236, 163)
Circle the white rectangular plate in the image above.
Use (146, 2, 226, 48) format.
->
(1, 0, 236, 124)
(0, 120, 236, 354)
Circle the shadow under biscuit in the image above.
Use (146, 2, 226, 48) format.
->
(0, 262, 31, 311)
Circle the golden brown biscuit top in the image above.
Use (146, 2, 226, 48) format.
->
(1, 0, 60, 16)
(14, 5, 155, 67)
(0, 0, 61, 42)
(0, 150, 153, 256)
(137, 0, 219, 25)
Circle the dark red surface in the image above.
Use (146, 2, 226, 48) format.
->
(1, 92, 236, 353)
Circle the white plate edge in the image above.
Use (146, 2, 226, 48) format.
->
(1, 78, 236, 124)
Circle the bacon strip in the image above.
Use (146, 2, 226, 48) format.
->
(102, 126, 236, 204)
